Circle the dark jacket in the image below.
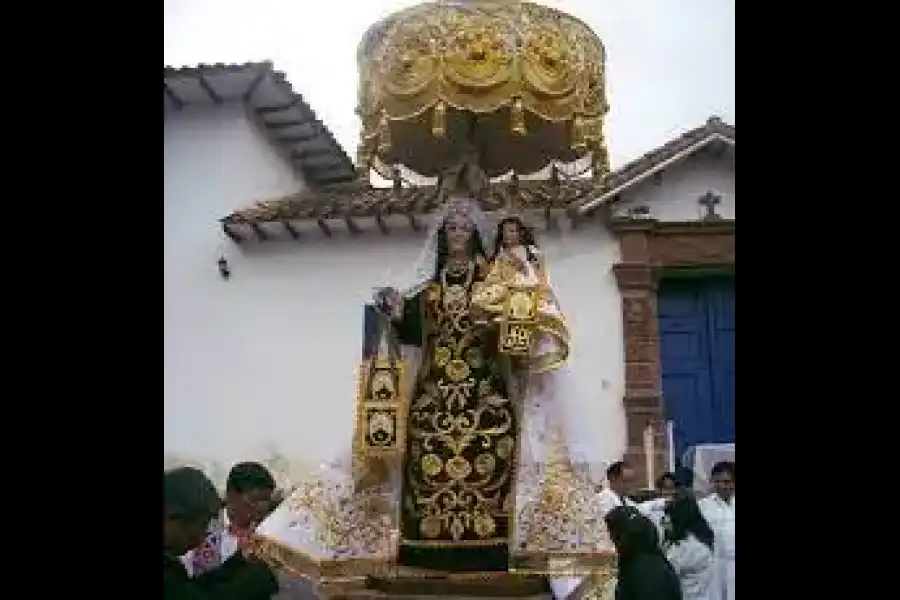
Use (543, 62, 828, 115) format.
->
(164, 552, 279, 600)
(605, 506, 682, 600)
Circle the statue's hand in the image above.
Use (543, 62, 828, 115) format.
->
(375, 287, 403, 320)
(500, 250, 527, 274)
(470, 305, 491, 328)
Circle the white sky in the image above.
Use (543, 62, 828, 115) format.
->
(164, 0, 734, 168)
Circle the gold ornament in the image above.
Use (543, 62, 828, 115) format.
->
(473, 512, 497, 537)
(432, 100, 447, 137)
(357, 1, 609, 175)
(421, 453, 444, 477)
(445, 456, 473, 481)
(434, 345, 452, 367)
(445, 358, 471, 382)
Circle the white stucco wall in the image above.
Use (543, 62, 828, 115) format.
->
(165, 103, 307, 482)
(612, 153, 734, 222)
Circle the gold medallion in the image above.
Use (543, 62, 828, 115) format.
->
(420, 515, 442, 539)
(421, 453, 443, 478)
(445, 456, 472, 481)
(473, 513, 497, 537)
(445, 358, 471, 382)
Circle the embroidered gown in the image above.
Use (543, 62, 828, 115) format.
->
(393, 259, 517, 571)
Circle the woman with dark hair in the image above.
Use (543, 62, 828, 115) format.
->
(663, 492, 716, 600)
(605, 506, 682, 600)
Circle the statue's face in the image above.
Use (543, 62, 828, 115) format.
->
(445, 213, 474, 253)
(501, 221, 521, 248)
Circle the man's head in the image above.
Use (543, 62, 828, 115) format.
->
(656, 472, 679, 498)
(164, 467, 222, 556)
(606, 460, 634, 495)
(709, 460, 735, 501)
(225, 462, 276, 529)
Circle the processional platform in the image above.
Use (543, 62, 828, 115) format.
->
(322, 569, 551, 600)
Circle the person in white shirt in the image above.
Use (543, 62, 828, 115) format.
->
(663, 491, 716, 600)
(596, 460, 639, 517)
(698, 461, 735, 600)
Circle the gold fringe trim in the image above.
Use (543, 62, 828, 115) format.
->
(571, 114, 586, 151)
(510, 550, 617, 578)
(246, 533, 397, 580)
(377, 109, 391, 154)
(570, 565, 619, 600)
(431, 100, 446, 137)
(400, 537, 509, 548)
(511, 97, 526, 135)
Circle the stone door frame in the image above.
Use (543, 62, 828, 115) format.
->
(610, 218, 735, 489)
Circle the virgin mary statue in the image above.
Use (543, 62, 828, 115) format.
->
(250, 168, 616, 599)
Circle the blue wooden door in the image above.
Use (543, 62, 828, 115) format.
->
(657, 277, 735, 473)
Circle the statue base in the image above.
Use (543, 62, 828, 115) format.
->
(319, 569, 551, 599)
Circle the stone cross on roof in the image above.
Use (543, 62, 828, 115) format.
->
(698, 191, 722, 221)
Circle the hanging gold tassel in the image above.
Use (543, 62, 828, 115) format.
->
(592, 140, 610, 184)
(571, 115, 586, 151)
(511, 97, 526, 135)
(432, 101, 446, 138)
(377, 109, 391, 154)
(355, 142, 371, 178)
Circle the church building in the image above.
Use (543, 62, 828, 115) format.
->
(164, 61, 734, 491)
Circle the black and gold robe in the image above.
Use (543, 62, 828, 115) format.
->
(393, 260, 516, 572)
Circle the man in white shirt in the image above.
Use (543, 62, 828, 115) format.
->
(596, 460, 638, 517)
(698, 460, 735, 600)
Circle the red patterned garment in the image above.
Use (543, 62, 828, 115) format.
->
(189, 529, 223, 576)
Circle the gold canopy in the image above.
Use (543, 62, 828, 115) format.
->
(356, 0, 610, 179)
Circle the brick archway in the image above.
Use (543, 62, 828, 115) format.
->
(611, 219, 735, 489)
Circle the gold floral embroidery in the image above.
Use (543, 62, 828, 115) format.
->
(445, 456, 473, 480)
(445, 358, 471, 382)
(433, 345, 451, 367)
(403, 260, 515, 546)
(421, 454, 443, 478)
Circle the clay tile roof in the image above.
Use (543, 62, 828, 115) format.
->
(221, 177, 598, 226)
(577, 116, 734, 214)
(164, 61, 356, 187)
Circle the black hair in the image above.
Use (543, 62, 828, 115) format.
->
(664, 490, 715, 549)
(164, 467, 222, 519)
(710, 460, 735, 480)
(657, 472, 678, 488)
(606, 460, 627, 480)
(492, 216, 538, 263)
(226, 462, 276, 495)
(433, 219, 488, 280)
